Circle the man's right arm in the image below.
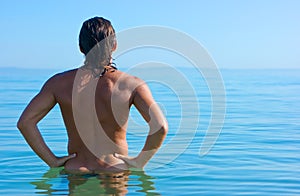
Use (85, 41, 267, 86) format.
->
(17, 76, 76, 167)
(115, 79, 168, 168)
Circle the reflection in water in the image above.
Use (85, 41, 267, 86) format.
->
(31, 168, 159, 195)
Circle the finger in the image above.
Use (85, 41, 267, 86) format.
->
(62, 153, 76, 162)
(67, 153, 77, 159)
(56, 153, 77, 167)
(114, 153, 130, 162)
(114, 153, 124, 159)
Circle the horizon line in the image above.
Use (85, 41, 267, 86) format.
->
(1, 66, 300, 71)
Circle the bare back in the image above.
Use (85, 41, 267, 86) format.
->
(17, 65, 166, 174)
(50, 67, 143, 173)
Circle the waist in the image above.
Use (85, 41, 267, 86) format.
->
(64, 153, 128, 174)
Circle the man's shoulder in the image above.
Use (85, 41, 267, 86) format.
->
(43, 69, 78, 88)
(49, 69, 77, 81)
(54, 68, 78, 78)
(114, 70, 145, 87)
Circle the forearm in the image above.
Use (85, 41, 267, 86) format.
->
(137, 125, 168, 167)
(17, 121, 57, 167)
(115, 126, 168, 169)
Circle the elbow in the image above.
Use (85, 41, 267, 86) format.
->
(155, 122, 168, 137)
(149, 119, 168, 137)
(17, 119, 26, 131)
(17, 118, 33, 132)
(160, 123, 168, 136)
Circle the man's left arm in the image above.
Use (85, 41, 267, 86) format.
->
(17, 76, 75, 167)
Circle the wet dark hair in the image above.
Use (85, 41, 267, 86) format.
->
(79, 17, 116, 68)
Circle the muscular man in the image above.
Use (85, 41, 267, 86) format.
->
(17, 17, 168, 174)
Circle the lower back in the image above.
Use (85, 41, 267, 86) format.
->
(64, 153, 128, 174)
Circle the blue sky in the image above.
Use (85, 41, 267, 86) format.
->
(0, 0, 299, 69)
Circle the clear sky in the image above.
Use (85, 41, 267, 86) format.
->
(0, 0, 299, 69)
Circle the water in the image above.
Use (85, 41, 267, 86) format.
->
(0, 67, 300, 195)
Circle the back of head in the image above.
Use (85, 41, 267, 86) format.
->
(79, 17, 116, 69)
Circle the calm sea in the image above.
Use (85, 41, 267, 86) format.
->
(0, 67, 299, 195)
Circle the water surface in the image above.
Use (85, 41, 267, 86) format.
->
(0, 68, 299, 195)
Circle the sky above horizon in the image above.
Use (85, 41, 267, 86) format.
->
(1, 0, 299, 70)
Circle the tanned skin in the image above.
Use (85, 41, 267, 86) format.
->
(17, 66, 168, 174)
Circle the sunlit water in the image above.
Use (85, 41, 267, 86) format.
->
(0, 68, 299, 195)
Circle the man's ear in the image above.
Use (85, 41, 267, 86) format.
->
(112, 41, 117, 52)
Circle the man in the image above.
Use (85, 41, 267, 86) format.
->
(17, 17, 168, 173)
